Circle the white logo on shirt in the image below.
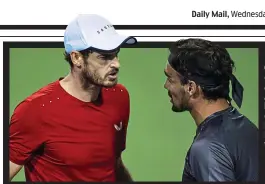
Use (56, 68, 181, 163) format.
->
(114, 122, 123, 131)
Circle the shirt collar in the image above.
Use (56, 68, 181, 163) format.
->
(196, 106, 234, 135)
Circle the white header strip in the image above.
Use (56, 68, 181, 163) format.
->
(1, 0, 265, 25)
(0, 37, 265, 42)
(0, 30, 265, 37)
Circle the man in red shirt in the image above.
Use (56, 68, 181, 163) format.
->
(9, 14, 137, 182)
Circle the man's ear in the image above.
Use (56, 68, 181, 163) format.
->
(185, 80, 197, 96)
(70, 51, 82, 67)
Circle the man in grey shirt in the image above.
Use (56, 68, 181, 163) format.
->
(163, 38, 258, 182)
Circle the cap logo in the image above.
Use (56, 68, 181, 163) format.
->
(97, 24, 114, 34)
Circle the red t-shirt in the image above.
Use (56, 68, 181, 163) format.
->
(9, 80, 130, 182)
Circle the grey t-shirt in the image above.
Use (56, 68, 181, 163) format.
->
(182, 106, 258, 182)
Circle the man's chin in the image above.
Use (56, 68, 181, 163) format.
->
(101, 80, 118, 88)
(172, 105, 186, 113)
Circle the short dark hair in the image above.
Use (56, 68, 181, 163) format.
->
(169, 38, 235, 101)
(63, 48, 92, 67)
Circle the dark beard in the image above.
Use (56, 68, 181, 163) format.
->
(172, 103, 189, 112)
(79, 68, 103, 90)
(172, 89, 191, 113)
(79, 66, 118, 90)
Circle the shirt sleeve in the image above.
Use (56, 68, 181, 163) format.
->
(9, 100, 45, 165)
(189, 139, 235, 181)
(118, 85, 130, 153)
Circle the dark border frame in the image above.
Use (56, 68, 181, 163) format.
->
(3, 38, 265, 183)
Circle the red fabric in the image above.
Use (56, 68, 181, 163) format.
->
(9, 80, 130, 182)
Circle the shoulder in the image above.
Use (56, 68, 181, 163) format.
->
(190, 138, 230, 163)
(190, 139, 211, 159)
(189, 138, 235, 181)
(12, 80, 60, 115)
(114, 83, 129, 95)
(115, 84, 130, 102)
(103, 83, 130, 101)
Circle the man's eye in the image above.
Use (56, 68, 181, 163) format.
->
(100, 53, 118, 60)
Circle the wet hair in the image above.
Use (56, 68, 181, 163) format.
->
(168, 38, 235, 101)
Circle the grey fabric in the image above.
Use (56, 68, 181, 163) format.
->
(182, 106, 258, 182)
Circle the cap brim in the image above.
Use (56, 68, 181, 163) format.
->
(90, 34, 137, 52)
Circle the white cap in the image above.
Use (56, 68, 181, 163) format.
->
(64, 14, 137, 53)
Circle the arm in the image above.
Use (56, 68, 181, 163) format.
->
(9, 161, 23, 181)
(9, 100, 44, 181)
(115, 156, 133, 182)
(190, 140, 235, 181)
(115, 85, 133, 182)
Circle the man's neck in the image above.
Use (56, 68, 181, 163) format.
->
(190, 99, 230, 127)
(59, 73, 101, 102)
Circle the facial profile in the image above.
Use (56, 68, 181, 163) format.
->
(164, 38, 239, 113)
(164, 63, 191, 112)
(71, 49, 120, 89)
